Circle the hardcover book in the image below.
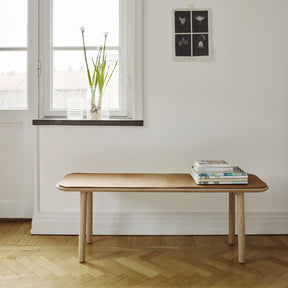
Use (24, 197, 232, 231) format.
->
(192, 166, 248, 178)
(194, 160, 231, 167)
(194, 166, 234, 173)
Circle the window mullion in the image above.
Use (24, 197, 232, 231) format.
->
(0, 48, 28, 51)
(28, 0, 39, 114)
(39, 0, 54, 117)
(53, 46, 119, 51)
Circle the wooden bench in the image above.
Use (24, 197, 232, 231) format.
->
(56, 173, 268, 263)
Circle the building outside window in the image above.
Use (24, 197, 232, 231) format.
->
(0, 0, 28, 109)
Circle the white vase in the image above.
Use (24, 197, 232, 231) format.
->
(86, 87, 110, 120)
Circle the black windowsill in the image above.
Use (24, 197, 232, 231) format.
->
(32, 118, 144, 126)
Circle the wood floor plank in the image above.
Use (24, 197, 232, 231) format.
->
(34, 257, 69, 277)
(267, 274, 288, 288)
(0, 260, 18, 278)
(0, 257, 34, 277)
(0, 222, 22, 245)
(78, 262, 105, 278)
(210, 273, 256, 288)
(115, 257, 159, 278)
(91, 257, 142, 278)
(17, 256, 50, 277)
(249, 260, 288, 277)
(248, 275, 280, 288)
(130, 253, 176, 278)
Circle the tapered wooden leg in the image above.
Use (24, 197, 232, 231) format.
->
(237, 192, 246, 264)
(229, 193, 235, 245)
(79, 191, 87, 263)
(86, 192, 93, 244)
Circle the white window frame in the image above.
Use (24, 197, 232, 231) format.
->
(38, 0, 143, 120)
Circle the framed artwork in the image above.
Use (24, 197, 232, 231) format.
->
(174, 9, 211, 59)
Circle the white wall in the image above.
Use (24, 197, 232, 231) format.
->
(31, 0, 288, 234)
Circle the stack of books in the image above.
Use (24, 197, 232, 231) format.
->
(190, 160, 248, 185)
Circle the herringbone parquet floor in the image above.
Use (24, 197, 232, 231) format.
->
(0, 221, 287, 288)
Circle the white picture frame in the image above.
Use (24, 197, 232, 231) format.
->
(174, 9, 212, 60)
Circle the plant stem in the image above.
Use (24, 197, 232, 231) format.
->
(81, 31, 92, 87)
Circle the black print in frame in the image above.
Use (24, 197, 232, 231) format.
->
(175, 11, 191, 33)
(192, 10, 209, 33)
(175, 34, 191, 57)
(193, 34, 209, 56)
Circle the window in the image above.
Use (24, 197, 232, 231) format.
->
(0, 0, 28, 109)
(39, 0, 143, 119)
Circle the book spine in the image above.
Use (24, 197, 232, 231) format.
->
(197, 181, 248, 185)
(194, 161, 231, 168)
(195, 164, 231, 168)
(193, 167, 234, 172)
(197, 179, 248, 182)
(196, 175, 248, 179)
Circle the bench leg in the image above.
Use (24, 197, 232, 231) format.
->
(228, 192, 235, 245)
(86, 192, 93, 244)
(237, 192, 246, 264)
(79, 191, 87, 263)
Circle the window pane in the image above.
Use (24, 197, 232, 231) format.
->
(53, 0, 119, 47)
(53, 50, 119, 110)
(0, 52, 27, 109)
(0, 0, 27, 47)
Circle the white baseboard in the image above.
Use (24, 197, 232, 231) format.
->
(30, 211, 288, 235)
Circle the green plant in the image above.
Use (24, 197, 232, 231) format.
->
(80, 27, 118, 111)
